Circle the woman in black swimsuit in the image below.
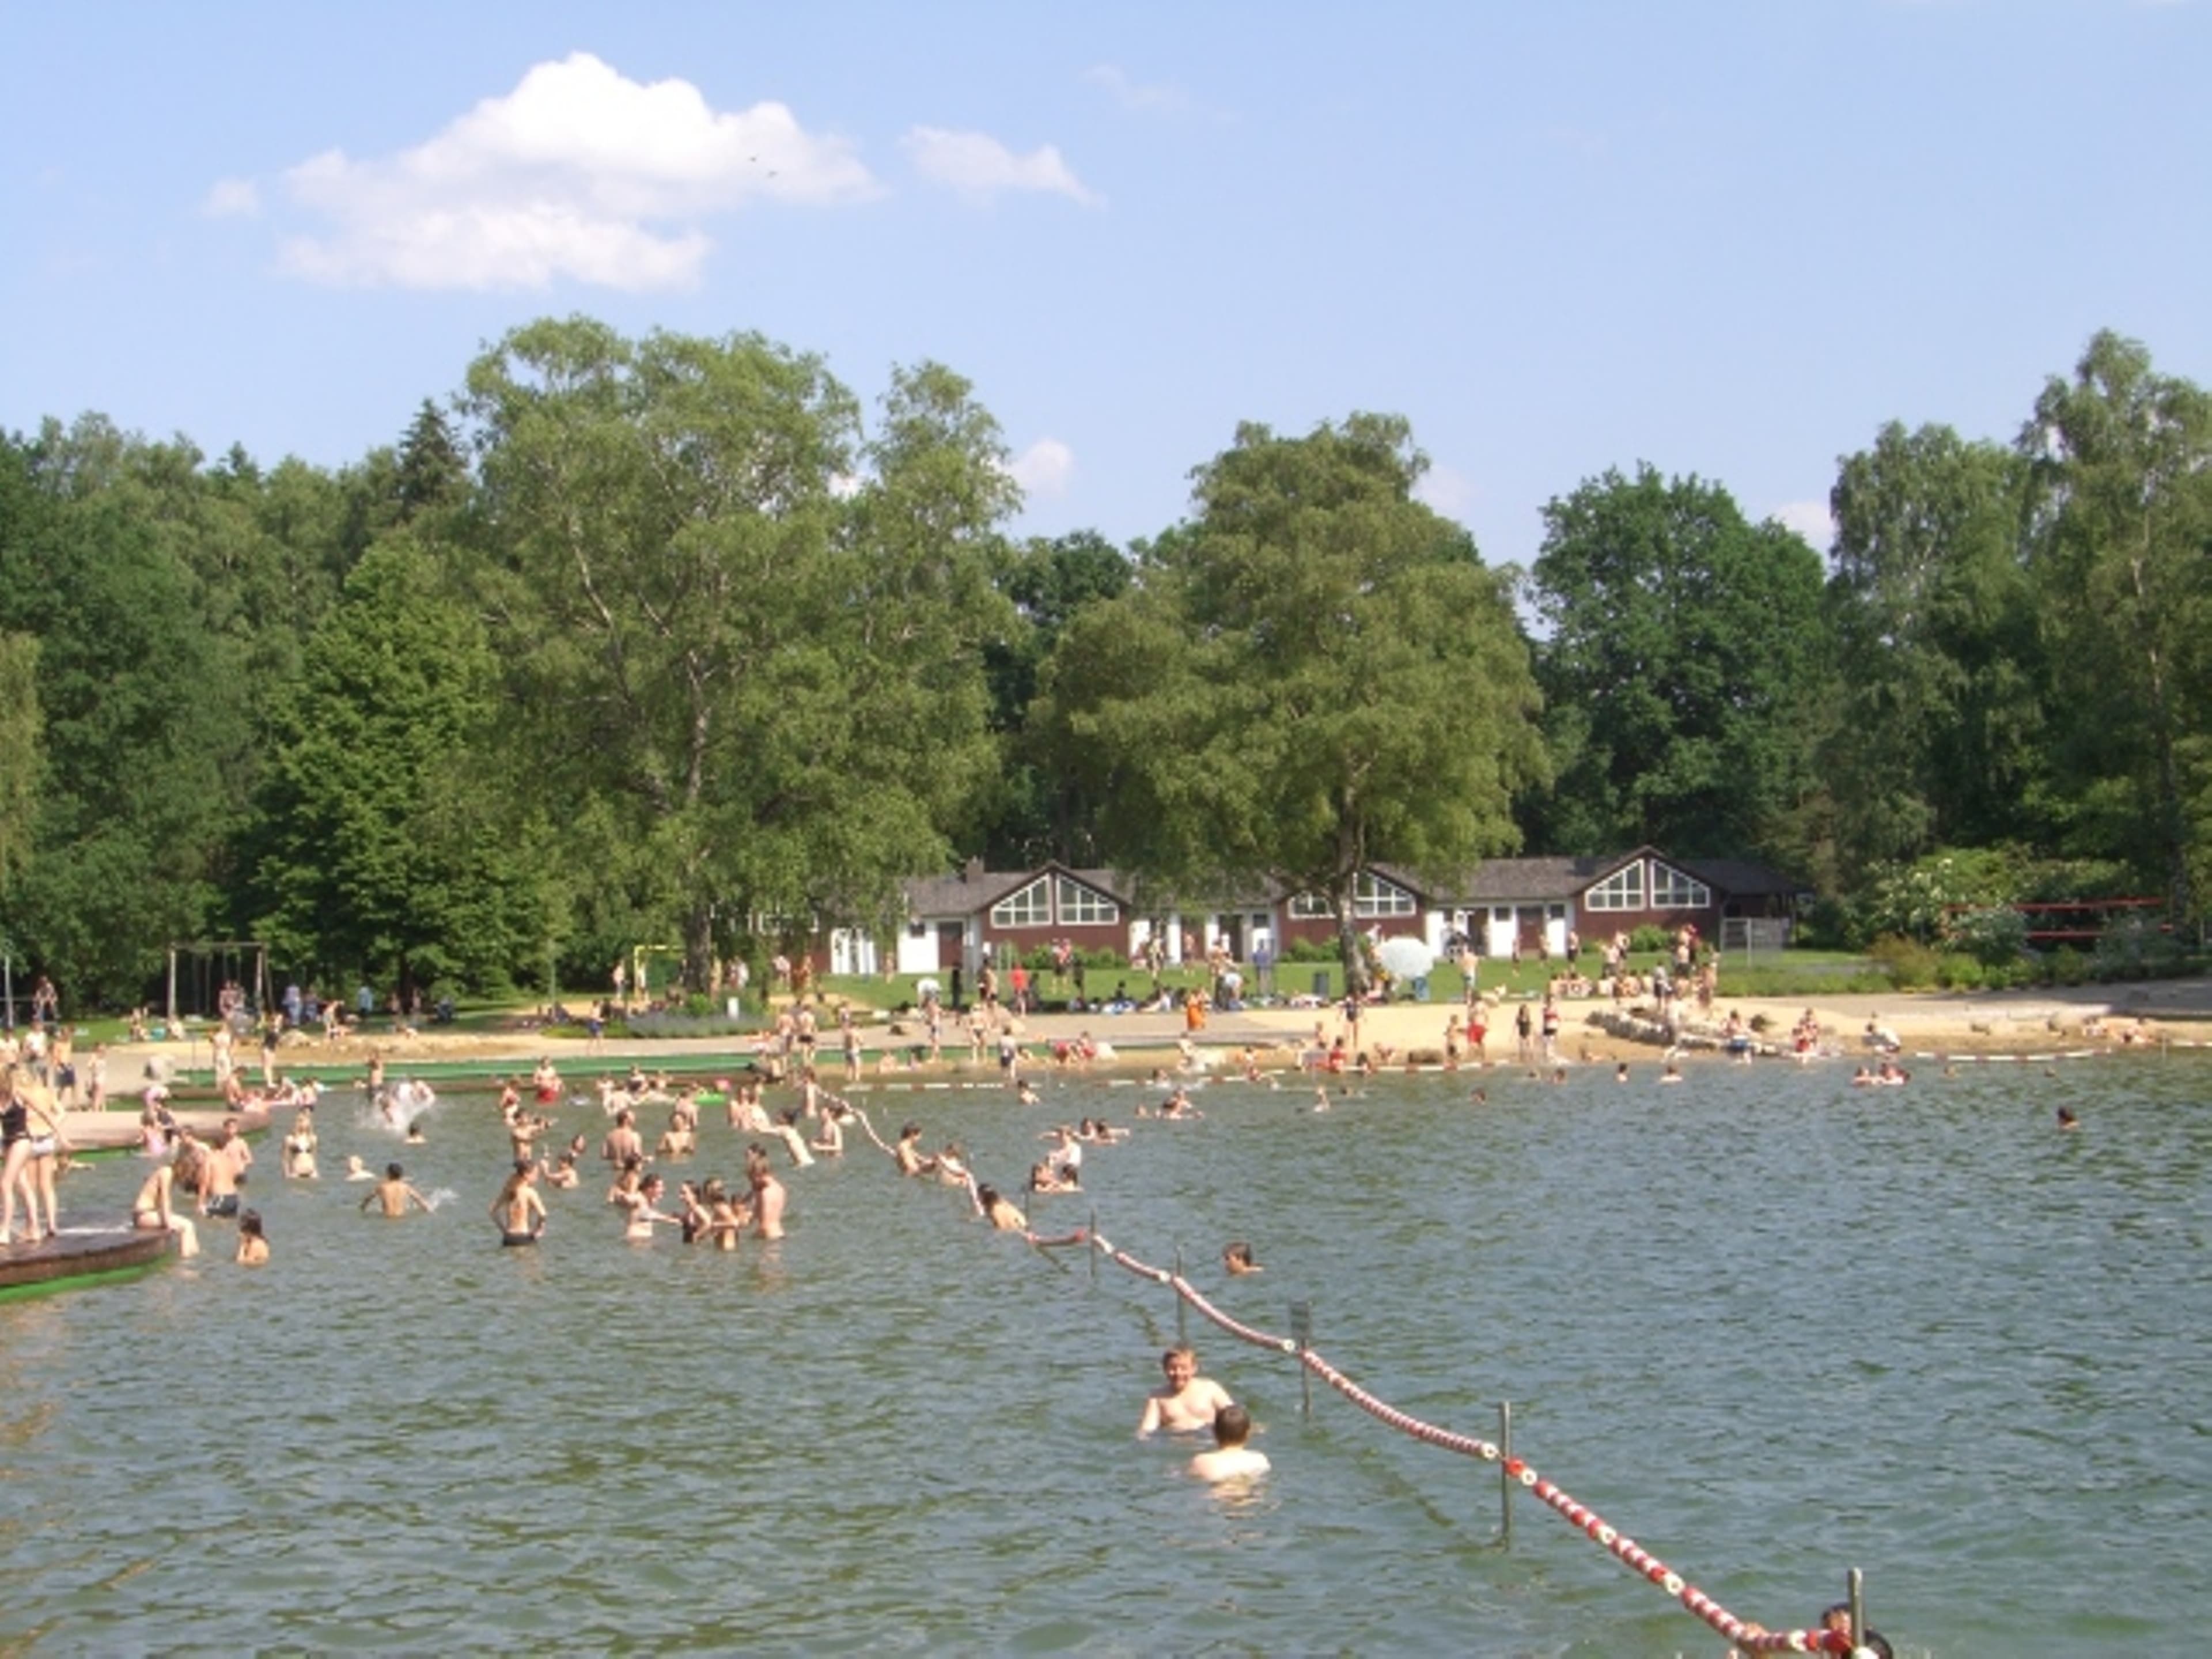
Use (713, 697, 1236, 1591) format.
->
(1, 1068, 55, 1245)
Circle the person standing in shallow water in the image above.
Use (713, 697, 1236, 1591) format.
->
(1137, 1346, 1235, 1437)
(492, 1158, 546, 1245)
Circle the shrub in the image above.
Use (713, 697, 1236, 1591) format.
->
(1627, 924, 1671, 953)
(1283, 937, 1336, 964)
(2092, 912, 2186, 982)
(1934, 954, 1984, 991)
(1867, 933, 1941, 990)
(2050, 946, 2086, 987)
(1944, 905, 2029, 969)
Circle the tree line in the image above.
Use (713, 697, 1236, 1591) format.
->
(0, 319, 2204, 1009)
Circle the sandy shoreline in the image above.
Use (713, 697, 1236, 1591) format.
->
(92, 978, 2212, 1096)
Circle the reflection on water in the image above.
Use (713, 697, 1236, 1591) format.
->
(4, 1057, 2210, 1654)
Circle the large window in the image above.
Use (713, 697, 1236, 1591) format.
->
(990, 877, 1051, 928)
(1289, 874, 1416, 920)
(1585, 861, 1646, 911)
(1650, 863, 1711, 909)
(1055, 877, 1119, 926)
(1354, 873, 1415, 918)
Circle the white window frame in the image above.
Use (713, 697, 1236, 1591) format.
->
(1288, 893, 1333, 919)
(989, 877, 1051, 929)
(1585, 861, 1646, 912)
(1055, 877, 1119, 926)
(1650, 863, 1711, 910)
(1352, 874, 1416, 918)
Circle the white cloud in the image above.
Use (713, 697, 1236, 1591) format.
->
(202, 177, 261, 218)
(1004, 438, 1075, 498)
(1414, 461, 1479, 519)
(901, 127, 1099, 207)
(1082, 64, 1187, 113)
(275, 52, 877, 291)
(1772, 498, 1836, 549)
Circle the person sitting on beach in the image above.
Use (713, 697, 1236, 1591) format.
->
(1223, 1241, 1262, 1275)
(1190, 1403, 1270, 1483)
(1137, 1345, 1235, 1437)
(132, 1158, 200, 1257)
(492, 1158, 547, 1245)
(361, 1162, 431, 1218)
(235, 1209, 270, 1266)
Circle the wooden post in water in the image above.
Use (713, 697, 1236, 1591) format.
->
(1174, 1246, 1187, 1344)
(1847, 1567, 1865, 1652)
(1498, 1400, 1514, 1546)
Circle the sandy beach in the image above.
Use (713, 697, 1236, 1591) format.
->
(94, 976, 2212, 1096)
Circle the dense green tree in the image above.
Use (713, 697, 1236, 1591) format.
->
(460, 319, 1013, 986)
(980, 529, 1132, 866)
(245, 538, 530, 995)
(1038, 414, 1544, 992)
(1526, 464, 1829, 861)
(2022, 331, 2212, 921)
(1822, 423, 2044, 882)
(0, 426, 243, 1005)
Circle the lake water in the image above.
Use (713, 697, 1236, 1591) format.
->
(3, 1052, 2207, 1655)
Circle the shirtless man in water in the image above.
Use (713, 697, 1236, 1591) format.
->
(1137, 1345, 1236, 1437)
(202, 1118, 252, 1218)
(360, 1162, 431, 1218)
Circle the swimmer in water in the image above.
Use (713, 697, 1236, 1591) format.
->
(2058, 1105, 2080, 1131)
(1659, 1061, 1683, 1085)
(975, 1182, 1028, 1232)
(1222, 1241, 1262, 1275)
(1311, 1086, 1331, 1113)
(235, 1209, 270, 1266)
(619, 1173, 681, 1241)
(1138, 1346, 1235, 1437)
(492, 1158, 547, 1245)
(344, 1154, 374, 1181)
(360, 1162, 431, 1218)
(1190, 1403, 1270, 1483)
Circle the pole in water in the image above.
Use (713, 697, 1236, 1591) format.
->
(1847, 1566, 1865, 1654)
(1290, 1299, 1313, 1417)
(1174, 1246, 1187, 1344)
(1087, 1207, 1097, 1283)
(1498, 1400, 1514, 1546)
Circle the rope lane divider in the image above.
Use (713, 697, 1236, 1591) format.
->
(1092, 1231, 1852, 1657)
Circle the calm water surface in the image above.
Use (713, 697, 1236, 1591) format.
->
(3, 1054, 2207, 1656)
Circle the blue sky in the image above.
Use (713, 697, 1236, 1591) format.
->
(4, 2, 2207, 567)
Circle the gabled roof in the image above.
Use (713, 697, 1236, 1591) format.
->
(1459, 853, 1631, 902)
(902, 862, 1134, 921)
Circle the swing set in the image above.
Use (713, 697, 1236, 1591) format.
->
(165, 940, 272, 1026)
